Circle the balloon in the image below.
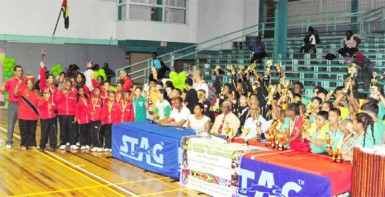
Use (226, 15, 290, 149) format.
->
(99, 69, 107, 81)
(4, 58, 9, 64)
(10, 58, 16, 64)
(169, 71, 177, 79)
(172, 76, 182, 85)
(179, 71, 187, 80)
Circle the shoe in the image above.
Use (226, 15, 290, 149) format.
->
(21, 146, 27, 151)
(80, 146, 86, 150)
(76, 142, 80, 146)
(38, 148, 45, 152)
(91, 147, 97, 152)
(6, 144, 11, 149)
(66, 142, 70, 146)
(97, 148, 103, 152)
(70, 145, 79, 150)
(85, 145, 90, 149)
(109, 149, 112, 152)
(103, 148, 109, 152)
(59, 145, 66, 150)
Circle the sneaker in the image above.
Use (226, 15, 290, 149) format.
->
(97, 148, 103, 152)
(109, 149, 112, 152)
(70, 145, 79, 150)
(85, 145, 90, 149)
(103, 148, 109, 152)
(21, 146, 27, 151)
(66, 142, 70, 146)
(91, 147, 98, 152)
(6, 144, 11, 149)
(38, 148, 45, 152)
(80, 146, 86, 150)
(59, 145, 66, 150)
(76, 142, 80, 146)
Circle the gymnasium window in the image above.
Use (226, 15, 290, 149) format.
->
(117, 0, 187, 24)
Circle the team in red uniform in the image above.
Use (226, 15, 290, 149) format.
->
(1, 62, 140, 152)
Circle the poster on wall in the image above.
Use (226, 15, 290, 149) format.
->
(180, 136, 268, 197)
(0, 48, 5, 106)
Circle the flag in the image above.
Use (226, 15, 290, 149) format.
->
(61, 0, 69, 29)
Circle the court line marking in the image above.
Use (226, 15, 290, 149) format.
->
(9, 177, 168, 197)
(0, 126, 135, 197)
(250, 150, 294, 159)
(133, 187, 189, 197)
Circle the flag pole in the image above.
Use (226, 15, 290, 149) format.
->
(52, 9, 63, 37)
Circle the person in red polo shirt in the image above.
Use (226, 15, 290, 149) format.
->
(0, 65, 26, 149)
(119, 70, 133, 92)
(101, 91, 121, 152)
(38, 88, 58, 152)
(55, 80, 78, 150)
(14, 78, 39, 150)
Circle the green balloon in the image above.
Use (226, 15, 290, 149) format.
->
(173, 76, 182, 85)
(169, 71, 177, 79)
(179, 71, 187, 80)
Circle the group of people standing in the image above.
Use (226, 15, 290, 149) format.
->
(0, 61, 147, 152)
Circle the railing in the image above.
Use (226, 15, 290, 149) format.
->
(117, 7, 385, 83)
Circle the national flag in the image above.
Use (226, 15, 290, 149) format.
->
(61, 0, 69, 29)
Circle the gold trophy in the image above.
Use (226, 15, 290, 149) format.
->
(266, 85, 277, 106)
(277, 133, 286, 151)
(214, 65, 221, 73)
(247, 62, 256, 73)
(264, 60, 273, 81)
(371, 72, 378, 86)
(326, 132, 331, 150)
(241, 127, 251, 146)
(224, 121, 234, 143)
(266, 121, 277, 147)
(238, 65, 245, 71)
(342, 63, 358, 95)
(335, 148, 342, 163)
(226, 64, 232, 70)
(281, 80, 292, 97)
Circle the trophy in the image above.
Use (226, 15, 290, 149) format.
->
(264, 60, 273, 81)
(342, 63, 358, 95)
(241, 127, 251, 146)
(266, 121, 277, 147)
(335, 148, 342, 163)
(226, 64, 232, 70)
(247, 62, 256, 73)
(277, 133, 286, 151)
(214, 65, 221, 73)
(326, 132, 332, 150)
(266, 85, 277, 106)
(281, 80, 292, 97)
(331, 149, 336, 162)
(371, 72, 378, 86)
(224, 121, 234, 143)
(238, 65, 245, 72)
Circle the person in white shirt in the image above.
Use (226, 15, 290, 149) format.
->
(192, 70, 209, 99)
(188, 103, 211, 132)
(300, 26, 317, 53)
(160, 97, 190, 128)
(242, 103, 270, 140)
(83, 62, 94, 91)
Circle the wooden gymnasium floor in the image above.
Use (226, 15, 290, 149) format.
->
(0, 108, 208, 197)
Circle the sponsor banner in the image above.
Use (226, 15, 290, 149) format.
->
(112, 124, 180, 179)
(180, 136, 267, 197)
(238, 157, 331, 197)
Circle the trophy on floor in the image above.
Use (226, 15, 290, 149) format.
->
(241, 127, 251, 146)
(371, 72, 378, 86)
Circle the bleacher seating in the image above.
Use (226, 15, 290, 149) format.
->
(194, 32, 385, 98)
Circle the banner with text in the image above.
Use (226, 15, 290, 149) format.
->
(180, 136, 268, 197)
(238, 157, 331, 197)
